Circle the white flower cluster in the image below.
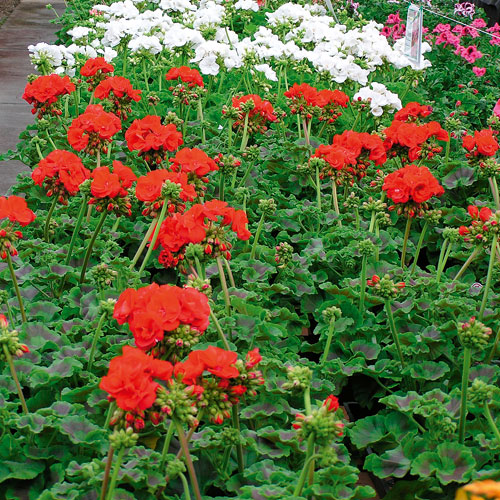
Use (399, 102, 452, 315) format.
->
(353, 82, 402, 116)
(28, 0, 431, 85)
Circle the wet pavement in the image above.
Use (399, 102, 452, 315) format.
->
(0, 0, 65, 195)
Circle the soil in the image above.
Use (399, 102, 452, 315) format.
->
(0, 0, 20, 26)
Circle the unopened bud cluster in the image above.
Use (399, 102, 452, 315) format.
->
(366, 274, 405, 299)
(214, 153, 241, 175)
(459, 316, 492, 350)
(358, 238, 375, 257)
(91, 264, 118, 291)
(0, 316, 30, 359)
(0, 226, 23, 260)
(322, 306, 342, 323)
(258, 198, 277, 216)
(274, 242, 293, 268)
(282, 366, 312, 391)
(109, 427, 139, 450)
(468, 378, 496, 406)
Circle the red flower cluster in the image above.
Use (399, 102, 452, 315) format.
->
(80, 57, 114, 90)
(284, 83, 349, 124)
(382, 164, 444, 215)
(173, 346, 264, 424)
(94, 76, 141, 119)
(67, 104, 121, 154)
(0, 196, 36, 259)
(125, 116, 183, 164)
(0, 196, 36, 227)
(113, 283, 210, 351)
(366, 274, 406, 289)
(458, 205, 497, 245)
(394, 102, 433, 122)
(169, 148, 219, 197)
(100, 345, 173, 412)
(313, 131, 386, 185)
(166, 66, 204, 88)
(135, 170, 196, 216)
(463, 129, 499, 157)
(383, 120, 449, 162)
(22, 74, 75, 118)
(89, 161, 137, 215)
(32, 150, 90, 202)
(231, 94, 278, 134)
(158, 200, 251, 268)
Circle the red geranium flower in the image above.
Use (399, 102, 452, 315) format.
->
(284, 83, 321, 107)
(32, 150, 91, 201)
(169, 147, 218, 177)
(90, 162, 137, 199)
(394, 102, 433, 122)
(113, 284, 210, 351)
(382, 164, 444, 210)
(135, 169, 196, 206)
(0, 196, 36, 227)
(323, 395, 340, 412)
(462, 129, 499, 157)
(166, 66, 204, 88)
(67, 104, 122, 154)
(99, 345, 173, 412)
(81, 57, 114, 77)
(94, 76, 141, 119)
(125, 116, 183, 164)
(231, 94, 277, 135)
(22, 74, 75, 118)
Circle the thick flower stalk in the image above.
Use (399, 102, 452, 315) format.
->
(457, 317, 492, 443)
(358, 239, 376, 316)
(367, 274, 406, 367)
(321, 306, 342, 364)
(250, 198, 276, 260)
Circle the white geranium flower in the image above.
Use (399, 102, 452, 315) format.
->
(234, 0, 259, 11)
(67, 27, 96, 42)
(128, 35, 163, 54)
(254, 63, 278, 81)
(198, 54, 219, 75)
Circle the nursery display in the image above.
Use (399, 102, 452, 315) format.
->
(1, 0, 500, 498)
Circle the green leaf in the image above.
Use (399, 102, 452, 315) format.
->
(408, 361, 450, 381)
(0, 461, 44, 483)
(59, 415, 107, 448)
(364, 446, 411, 478)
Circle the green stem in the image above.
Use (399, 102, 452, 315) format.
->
(293, 434, 315, 497)
(368, 210, 376, 233)
(224, 258, 236, 288)
(104, 401, 116, 428)
(410, 221, 429, 274)
(315, 164, 322, 212)
(111, 216, 120, 232)
(35, 142, 44, 161)
(219, 172, 225, 201)
(401, 216, 412, 269)
(197, 100, 205, 144)
(6, 252, 26, 324)
(485, 404, 500, 447)
(209, 309, 230, 350)
(384, 299, 405, 368)
(227, 119, 233, 149)
(178, 472, 192, 500)
(80, 210, 108, 284)
(304, 386, 312, 415)
(321, 319, 336, 364)
(454, 246, 481, 281)
(490, 177, 500, 210)
(486, 325, 500, 364)
(87, 312, 107, 372)
(239, 113, 250, 152)
(6, 302, 14, 326)
(142, 59, 150, 92)
(479, 233, 498, 320)
(359, 255, 367, 316)
(100, 446, 115, 500)
(57, 196, 88, 296)
(129, 217, 157, 269)
(44, 195, 58, 243)
(138, 201, 169, 275)
(458, 347, 472, 444)
(216, 257, 231, 315)
(160, 420, 175, 470)
(351, 110, 361, 131)
(3, 344, 28, 414)
(237, 161, 254, 189)
(444, 135, 451, 167)
(231, 405, 244, 474)
(250, 214, 265, 260)
(354, 207, 360, 230)
(435, 238, 449, 283)
(105, 447, 126, 500)
(173, 419, 202, 500)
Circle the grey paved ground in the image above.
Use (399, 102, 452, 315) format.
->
(0, 0, 65, 195)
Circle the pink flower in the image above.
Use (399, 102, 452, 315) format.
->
(493, 99, 500, 118)
(472, 18, 487, 28)
(472, 66, 486, 77)
(459, 45, 483, 64)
